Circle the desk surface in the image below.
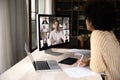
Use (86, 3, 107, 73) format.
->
(0, 48, 102, 80)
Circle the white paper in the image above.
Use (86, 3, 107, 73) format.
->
(67, 49, 90, 55)
(63, 67, 97, 78)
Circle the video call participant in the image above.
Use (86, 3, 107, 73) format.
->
(42, 18, 48, 24)
(77, 1, 120, 80)
(41, 32, 48, 48)
(41, 25, 49, 32)
(49, 19, 64, 45)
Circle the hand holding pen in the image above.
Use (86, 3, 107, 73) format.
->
(77, 55, 90, 67)
(77, 55, 84, 67)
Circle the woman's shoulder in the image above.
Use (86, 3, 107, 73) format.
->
(92, 30, 109, 37)
(92, 30, 104, 34)
(50, 30, 55, 33)
(91, 30, 109, 41)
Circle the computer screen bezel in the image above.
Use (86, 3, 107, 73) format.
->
(38, 14, 71, 51)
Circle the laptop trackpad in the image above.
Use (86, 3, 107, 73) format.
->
(48, 60, 61, 69)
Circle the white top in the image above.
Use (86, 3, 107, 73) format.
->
(49, 30, 64, 45)
(41, 25, 49, 32)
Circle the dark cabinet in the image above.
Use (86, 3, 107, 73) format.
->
(54, 0, 120, 48)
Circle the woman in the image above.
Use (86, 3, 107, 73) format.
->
(49, 19, 64, 45)
(77, 1, 120, 80)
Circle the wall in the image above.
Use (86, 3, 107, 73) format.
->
(0, 0, 12, 74)
(45, 0, 53, 14)
(0, 0, 28, 74)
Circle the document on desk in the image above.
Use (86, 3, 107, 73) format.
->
(67, 49, 90, 55)
(63, 67, 98, 78)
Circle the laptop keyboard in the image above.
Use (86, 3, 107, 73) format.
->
(35, 61, 50, 70)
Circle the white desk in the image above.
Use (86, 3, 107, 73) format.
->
(0, 48, 102, 80)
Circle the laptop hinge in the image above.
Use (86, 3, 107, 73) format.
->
(32, 61, 37, 71)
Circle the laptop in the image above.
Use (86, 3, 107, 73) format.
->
(25, 44, 61, 71)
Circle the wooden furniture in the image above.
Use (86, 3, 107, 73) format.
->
(54, 0, 90, 49)
(0, 48, 102, 80)
(113, 0, 120, 43)
(54, 0, 120, 48)
(54, 0, 90, 36)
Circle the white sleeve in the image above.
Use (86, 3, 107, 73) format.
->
(60, 31, 64, 40)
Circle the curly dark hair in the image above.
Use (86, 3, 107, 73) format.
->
(84, 0, 115, 31)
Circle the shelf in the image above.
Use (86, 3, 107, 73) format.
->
(55, 0, 120, 35)
(79, 26, 86, 29)
(56, 9, 73, 12)
(56, 0, 73, 2)
(54, 0, 120, 49)
(115, 0, 120, 30)
(54, 0, 81, 49)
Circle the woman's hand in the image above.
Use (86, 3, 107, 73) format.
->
(76, 59, 90, 67)
(59, 38, 64, 43)
(50, 37, 56, 45)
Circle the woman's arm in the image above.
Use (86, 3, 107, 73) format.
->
(90, 30, 106, 72)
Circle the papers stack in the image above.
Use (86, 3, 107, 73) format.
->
(67, 49, 90, 55)
(63, 67, 98, 78)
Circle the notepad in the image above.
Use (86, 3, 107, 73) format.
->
(63, 67, 97, 78)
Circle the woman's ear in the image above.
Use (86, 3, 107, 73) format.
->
(86, 19, 94, 31)
(87, 19, 92, 26)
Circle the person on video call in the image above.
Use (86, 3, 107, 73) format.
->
(42, 32, 48, 48)
(41, 25, 49, 32)
(49, 19, 64, 45)
(77, 1, 120, 80)
(42, 18, 48, 24)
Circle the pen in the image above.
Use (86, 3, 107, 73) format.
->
(77, 55, 84, 67)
